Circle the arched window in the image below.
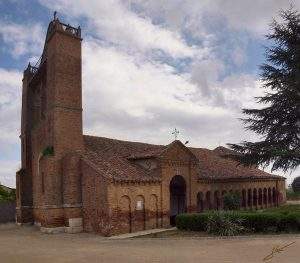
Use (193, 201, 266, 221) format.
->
(247, 189, 252, 208)
(119, 195, 132, 233)
(221, 190, 227, 209)
(206, 191, 211, 210)
(253, 189, 258, 209)
(268, 188, 272, 206)
(214, 191, 220, 210)
(272, 187, 277, 205)
(258, 188, 263, 207)
(242, 189, 246, 208)
(197, 192, 204, 212)
(263, 188, 267, 206)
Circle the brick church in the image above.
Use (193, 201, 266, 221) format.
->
(16, 17, 286, 235)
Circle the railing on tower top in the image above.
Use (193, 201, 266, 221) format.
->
(26, 16, 81, 80)
(46, 18, 81, 42)
(26, 54, 42, 78)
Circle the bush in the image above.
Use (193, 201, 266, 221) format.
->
(277, 213, 300, 232)
(239, 212, 281, 232)
(0, 186, 15, 203)
(206, 211, 245, 236)
(286, 189, 300, 200)
(223, 192, 240, 210)
(176, 213, 209, 231)
(176, 210, 300, 235)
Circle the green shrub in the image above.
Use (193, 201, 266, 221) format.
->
(239, 212, 281, 232)
(223, 192, 241, 210)
(277, 213, 300, 232)
(206, 211, 245, 236)
(286, 189, 300, 200)
(176, 213, 209, 231)
(176, 210, 300, 235)
(0, 186, 15, 203)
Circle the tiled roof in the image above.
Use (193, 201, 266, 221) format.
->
(83, 136, 163, 183)
(83, 135, 284, 182)
(190, 146, 283, 180)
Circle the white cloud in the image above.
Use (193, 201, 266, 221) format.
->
(82, 40, 228, 144)
(0, 68, 22, 187)
(0, 21, 44, 58)
(211, 0, 300, 35)
(127, 0, 300, 36)
(0, 68, 22, 143)
(0, 160, 18, 188)
(39, 0, 199, 58)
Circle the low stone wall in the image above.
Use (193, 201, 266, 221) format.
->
(0, 202, 16, 223)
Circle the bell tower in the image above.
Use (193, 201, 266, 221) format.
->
(16, 15, 84, 232)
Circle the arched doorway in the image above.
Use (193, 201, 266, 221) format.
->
(170, 175, 186, 226)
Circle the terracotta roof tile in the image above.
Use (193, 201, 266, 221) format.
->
(83, 135, 284, 182)
(190, 146, 282, 180)
(83, 136, 162, 182)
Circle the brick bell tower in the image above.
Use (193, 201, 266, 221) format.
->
(16, 14, 84, 233)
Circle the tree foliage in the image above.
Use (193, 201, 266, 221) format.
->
(0, 186, 15, 203)
(228, 7, 300, 172)
(223, 192, 241, 210)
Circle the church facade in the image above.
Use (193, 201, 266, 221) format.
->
(16, 17, 286, 236)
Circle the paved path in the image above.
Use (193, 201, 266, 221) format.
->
(108, 227, 176, 239)
(1, 224, 300, 263)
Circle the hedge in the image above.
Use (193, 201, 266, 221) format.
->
(176, 213, 209, 231)
(176, 211, 300, 234)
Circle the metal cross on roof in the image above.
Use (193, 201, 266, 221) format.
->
(172, 128, 180, 140)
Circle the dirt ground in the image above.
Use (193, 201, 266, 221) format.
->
(1, 224, 300, 263)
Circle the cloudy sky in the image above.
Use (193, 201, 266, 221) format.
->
(0, 0, 299, 187)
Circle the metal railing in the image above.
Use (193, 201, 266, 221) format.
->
(26, 16, 81, 81)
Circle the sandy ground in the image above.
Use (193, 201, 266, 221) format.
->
(1, 224, 300, 263)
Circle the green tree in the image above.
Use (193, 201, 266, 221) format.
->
(228, 7, 300, 172)
(0, 186, 15, 203)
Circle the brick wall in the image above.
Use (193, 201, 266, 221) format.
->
(81, 160, 110, 235)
